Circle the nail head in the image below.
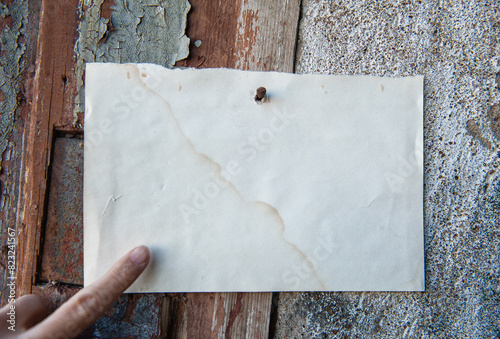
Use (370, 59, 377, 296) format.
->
(255, 86, 267, 101)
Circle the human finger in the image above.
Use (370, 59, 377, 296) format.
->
(22, 246, 150, 339)
(0, 294, 47, 337)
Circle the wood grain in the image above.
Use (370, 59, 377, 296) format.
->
(0, 0, 43, 306)
(176, 0, 300, 72)
(169, 0, 301, 338)
(17, 0, 81, 296)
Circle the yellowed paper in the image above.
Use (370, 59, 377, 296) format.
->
(84, 63, 424, 292)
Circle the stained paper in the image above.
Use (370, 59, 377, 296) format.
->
(84, 63, 424, 292)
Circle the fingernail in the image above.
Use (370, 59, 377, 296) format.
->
(129, 246, 150, 266)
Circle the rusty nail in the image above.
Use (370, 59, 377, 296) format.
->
(254, 86, 267, 101)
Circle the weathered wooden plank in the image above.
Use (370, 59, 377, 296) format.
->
(0, 0, 44, 307)
(160, 292, 277, 338)
(176, 0, 299, 72)
(212, 292, 273, 339)
(17, 0, 81, 296)
(0, 0, 31, 169)
(168, 0, 301, 338)
(15, 1, 301, 338)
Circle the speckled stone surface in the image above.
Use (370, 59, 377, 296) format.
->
(275, 1, 500, 338)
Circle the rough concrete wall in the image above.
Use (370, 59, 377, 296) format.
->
(74, 0, 191, 120)
(0, 0, 28, 170)
(275, 1, 500, 338)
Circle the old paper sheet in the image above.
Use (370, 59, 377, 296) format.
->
(84, 63, 424, 292)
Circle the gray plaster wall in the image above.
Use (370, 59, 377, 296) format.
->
(275, 1, 500, 338)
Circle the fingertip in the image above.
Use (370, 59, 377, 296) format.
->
(129, 245, 150, 267)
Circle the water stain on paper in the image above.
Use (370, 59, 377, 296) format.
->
(132, 65, 326, 289)
(255, 201, 327, 289)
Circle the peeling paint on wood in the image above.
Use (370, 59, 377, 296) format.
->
(0, 0, 42, 306)
(12, 0, 302, 337)
(17, 0, 81, 297)
(5, 0, 499, 337)
(11, 0, 193, 334)
(0, 0, 28, 170)
(73, 0, 191, 120)
(276, 1, 500, 338)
